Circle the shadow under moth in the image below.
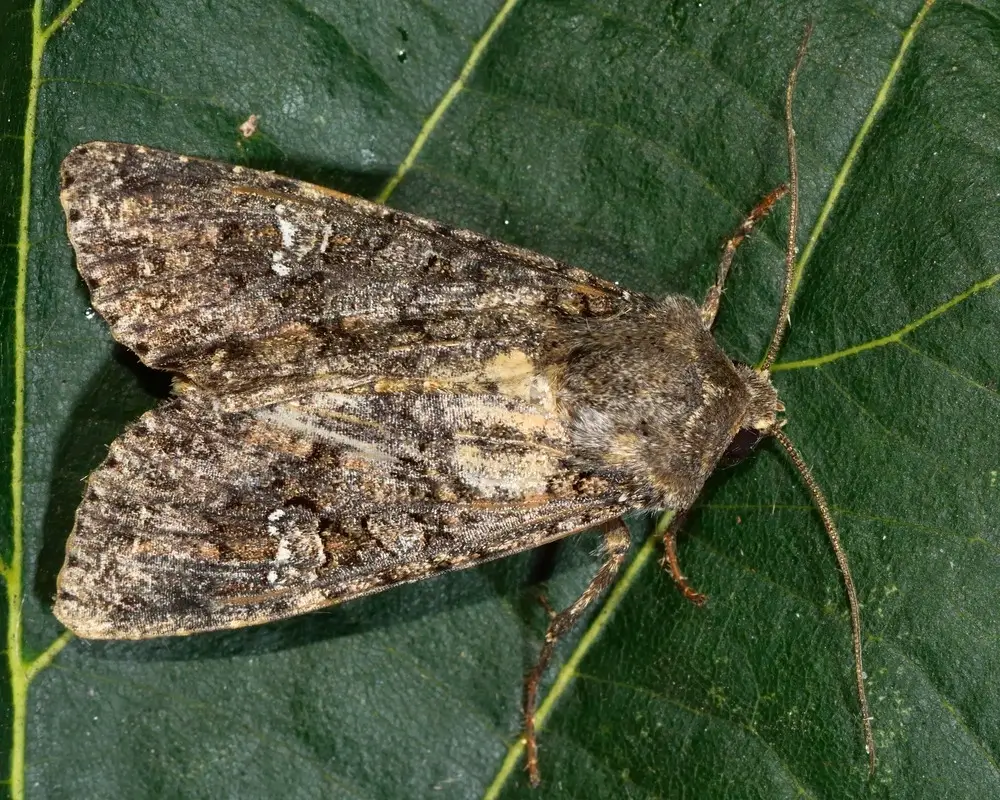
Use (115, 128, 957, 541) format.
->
(53, 30, 873, 784)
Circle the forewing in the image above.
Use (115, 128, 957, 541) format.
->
(60, 141, 641, 410)
(54, 391, 632, 638)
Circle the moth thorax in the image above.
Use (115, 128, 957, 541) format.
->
(733, 363, 783, 431)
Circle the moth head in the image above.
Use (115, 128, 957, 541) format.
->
(721, 364, 785, 465)
(736, 365, 782, 428)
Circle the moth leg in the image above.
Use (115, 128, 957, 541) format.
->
(523, 519, 631, 787)
(536, 592, 557, 620)
(659, 510, 707, 606)
(701, 184, 789, 329)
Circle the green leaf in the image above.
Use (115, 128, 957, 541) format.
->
(3, 0, 998, 797)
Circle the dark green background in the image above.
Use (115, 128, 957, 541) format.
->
(2, 0, 998, 797)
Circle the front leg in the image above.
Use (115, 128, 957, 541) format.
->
(659, 509, 707, 606)
(702, 184, 788, 328)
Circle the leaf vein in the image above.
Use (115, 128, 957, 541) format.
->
(818, 368, 932, 458)
(23, 632, 73, 684)
(774, 270, 1000, 371)
(377, 0, 524, 204)
(41, 0, 86, 42)
(897, 341, 1000, 398)
(791, 0, 937, 300)
(482, 523, 663, 799)
(568, 672, 817, 799)
(6, 1, 88, 796)
(891, 648, 1000, 778)
(41, 75, 241, 120)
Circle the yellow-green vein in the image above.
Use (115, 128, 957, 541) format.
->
(41, 0, 86, 40)
(482, 514, 672, 799)
(7, 1, 85, 798)
(23, 632, 74, 684)
(773, 270, 1000, 372)
(790, 0, 936, 300)
(375, 0, 523, 204)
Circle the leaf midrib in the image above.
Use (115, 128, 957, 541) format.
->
(6, 2, 86, 799)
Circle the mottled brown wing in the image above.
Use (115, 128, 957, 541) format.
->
(60, 142, 644, 411)
(54, 391, 633, 638)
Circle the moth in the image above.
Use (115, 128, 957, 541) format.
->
(54, 29, 873, 784)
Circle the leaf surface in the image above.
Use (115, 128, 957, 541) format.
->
(2, 0, 998, 798)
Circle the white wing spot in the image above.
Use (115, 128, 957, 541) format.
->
(275, 204, 297, 249)
(271, 251, 291, 276)
(275, 540, 292, 564)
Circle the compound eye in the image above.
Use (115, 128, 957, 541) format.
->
(722, 427, 765, 466)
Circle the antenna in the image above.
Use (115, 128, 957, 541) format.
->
(773, 429, 876, 773)
(767, 25, 876, 773)
(762, 25, 811, 371)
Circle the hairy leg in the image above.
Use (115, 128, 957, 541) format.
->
(659, 509, 707, 606)
(701, 184, 788, 329)
(523, 519, 631, 786)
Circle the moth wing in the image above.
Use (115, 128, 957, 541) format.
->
(61, 141, 643, 411)
(54, 391, 633, 639)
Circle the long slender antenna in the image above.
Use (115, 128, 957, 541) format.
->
(762, 24, 812, 370)
(760, 23, 876, 776)
(772, 428, 876, 774)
